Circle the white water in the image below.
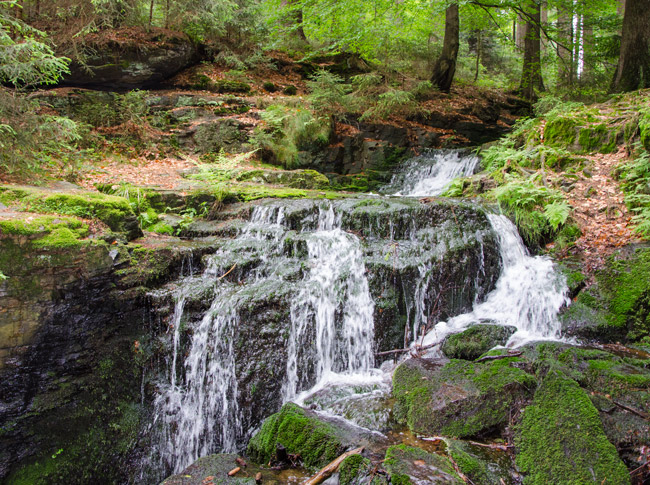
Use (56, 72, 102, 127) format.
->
(387, 149, 480, 196)
(392, 149, 569, 349)
(284, 204, 378, 403)
(421, 213, 569, 350)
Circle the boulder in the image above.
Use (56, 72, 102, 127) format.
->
(515, 369, 630, 484)
(441, 323, 517, 360)
(383, 444, 462, 484)
(64, 29, 200, 88)
(392, 356, 536, 438)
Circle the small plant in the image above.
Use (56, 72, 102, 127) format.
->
(360, 89, 416, 121)
(307, 70, 352, 118)
(262, 81, 277, 92)
(283, 85, 298, 96)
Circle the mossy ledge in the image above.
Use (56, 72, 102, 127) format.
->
(0, 185, 141, 240)
(383, 444, 462, 484)
(515, 369, 630, 484)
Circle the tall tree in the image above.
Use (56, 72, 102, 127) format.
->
(281, 0, 306, 41)
(556, 1, 574, 87)
(518, 0, 544, 100)
(611, 0, 650, 92)
(431, 2, 459, 92)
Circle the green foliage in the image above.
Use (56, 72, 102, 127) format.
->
(619, 147, 650, 238)
(252, 104, 330, 168)
(492, 178, 571, 247)
(359, 89, 415, 121)
(306, 70, 352, 118)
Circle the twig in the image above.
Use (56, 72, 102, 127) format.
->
(475, 351, 522, 363)
(612, 400, 650, 420)
(217, 263, 237, 280)
(301, 447, 364, 485)
(375, 343, 437, 357)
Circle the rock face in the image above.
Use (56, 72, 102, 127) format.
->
(63, 29, 200, 88)
(383, 444, 463, 484)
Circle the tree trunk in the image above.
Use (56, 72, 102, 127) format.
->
(515, 14, 526, 50)
(474, 30, 482, 82)
(519, 0, 544, 100)
(148, 0, 155, 30)
(281, 0, 307, 42)
(611, 0, 650, 92)
(431, 3, 460, 93)
(556, 4, 574, 87)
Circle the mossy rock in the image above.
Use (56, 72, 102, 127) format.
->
(246, 403, 346, 469)
(160, 454, 255, 485)
(392, 357, 536, 438)
(544, 116, 578, 148)
(446, 439, 516, 485)
(577, 124, 621, 154)
(515, 369, 630, 484)
(383, 444, 462, 484)
(0, 186, 141, 240)
(339, 454, 372, 485)
(441, 324, 517, 360)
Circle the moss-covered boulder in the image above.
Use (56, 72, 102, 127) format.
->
(161, 454, 255, 485)
(441, 324, 517, 360)
(392, 357, 536, 438)
(515, 369, 630, 484)
(246, 403, 347, 469)
(383, 444, 462, 484)
(561, 246, 650, 341)
(236, 168, 330, 190)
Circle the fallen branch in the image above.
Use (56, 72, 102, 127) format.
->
(228, 467, 241, 477)
(475, 351, 522, 363)
(217, 263, 237, 280)
(613, 400, 650, 420)
(467, 440, 513, 451)
(375, 343, 437, 357)
(301, 447, 364, 485)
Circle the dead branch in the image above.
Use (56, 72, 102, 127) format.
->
(217, 263, 237, 280)
(375, 343, 437, 357)
(475, 351, 522, 363)
(613, 400, 650, 420)
(301, 447, 364, 485)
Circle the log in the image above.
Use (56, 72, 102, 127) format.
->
(235, 457, 247, 467)
(301, 447, 364, 485)
(228, 467, 241, 477)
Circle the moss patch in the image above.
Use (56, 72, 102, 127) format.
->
(339, 454, 371, 485)
(515, 369, 630, 485)
(441, 324, 517, 360)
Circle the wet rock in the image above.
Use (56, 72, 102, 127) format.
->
(441, 323, 517, 360)
(515, 369, 630, 484)
(339, 454, 374, 485)
(446, 439, 518, 485)
(392, 356, 536, 438)
(160, 454, 256, 484)
(383, 444, 463, 484)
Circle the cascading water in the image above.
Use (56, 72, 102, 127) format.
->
(150, 202, 377, 474)
(283, 205, 377, 402)
(384, 149, 480, 196)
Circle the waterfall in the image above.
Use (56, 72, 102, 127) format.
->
(384, 149, 480, 197)
(151, 202, 377, 473)
(283, 205, 376, 402)
(421, 213, 569, 348)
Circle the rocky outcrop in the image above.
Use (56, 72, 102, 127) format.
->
(63, 29, 201, 88)
(441, 323, 517, 360)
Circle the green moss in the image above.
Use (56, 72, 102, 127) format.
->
(339, 454, 370, 485)
(0, 186, 139, 238)
(0, 215, 87, 237)
(447, 440, 506, 485)
(246, 403, 345, 469)
(578, 124, 619, 154)
(147, 221, 174, 235)
(392, 358, 536, 438)
(383, 444, 461, 484)
(515, 370, 630, 485)
(597, 247, 650, 339)
(544, 117, 578, 148)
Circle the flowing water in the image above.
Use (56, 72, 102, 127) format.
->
(148, 149, 568, 476)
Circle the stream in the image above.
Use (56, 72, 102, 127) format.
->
(147, 149, 569, 479)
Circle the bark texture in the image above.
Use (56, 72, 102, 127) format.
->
(611, 0, 650, 92)
(519, 0, 544, 100)
(431, 3, 460, 93)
